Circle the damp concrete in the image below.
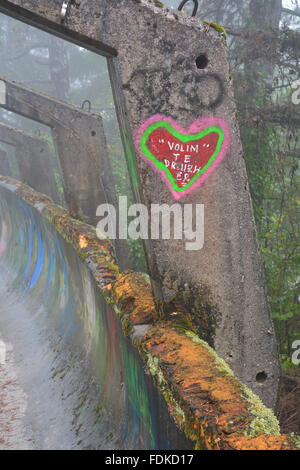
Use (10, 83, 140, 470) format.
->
(0, 270, 81, 450)
(0, 332, 33, 450)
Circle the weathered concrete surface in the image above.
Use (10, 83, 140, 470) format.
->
(0, 0, 280, 409)
(0, 75, 117, 226)
(0, 175, 298, 450)
(0, 123, 60, 203)
(0, 176, 191, 450)
(0, 148, 10, 177)
(141, 325, 296, 450)
(0, 331, 32, 450)
(98, 0, 280, 409)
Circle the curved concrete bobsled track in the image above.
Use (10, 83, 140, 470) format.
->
(0, 181, 191, 450)
(0, 176, 298, 451)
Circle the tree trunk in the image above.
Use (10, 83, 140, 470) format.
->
(249, 0, 282, 29)
(48, 36, 70, 101)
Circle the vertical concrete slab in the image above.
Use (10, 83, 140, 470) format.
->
(0, 123, 59, 202)
(0, 0, 280, 408)
(0, 76, 117, 226)
(0, 148, 11, 176)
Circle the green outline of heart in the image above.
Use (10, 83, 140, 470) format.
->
(140, 121, 225, 193)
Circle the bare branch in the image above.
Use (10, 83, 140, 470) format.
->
(282, 7, 300, 18)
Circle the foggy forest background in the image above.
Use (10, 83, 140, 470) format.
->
(0, 0, 299, 429)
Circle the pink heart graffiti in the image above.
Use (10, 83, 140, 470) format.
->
(135, 114, 230, 200)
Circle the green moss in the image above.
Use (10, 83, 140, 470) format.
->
(113, 305, 134, 336)
(288, 433, 300, 450)
(152, 0, 164, 7)
(106, 261, 120, 275)
(137, 272, 151, 285)
(171, 314, 197, 333)
(241, 385, 280, 438)
(202, 21, 227, 38)
(185, 331, 234, 377)
(174, 403, 186, 423)
(216, 365, 233, 376)
(124, 320, 133, 336)
(146, 354, 159, 375)
(122, 316, 134, 337)
(146, 355, 166, 387)
(78, 251, 87, 261)
(103, 294, 114, 305)
(142, 350, 186, 427)
(139, 0, 164, 6)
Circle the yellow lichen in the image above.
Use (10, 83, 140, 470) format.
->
(241, 385, 280, 437)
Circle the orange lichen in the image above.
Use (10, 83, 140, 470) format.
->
(225, 434, 293, 450)
(141, 325, 296, 450)
(112, 271, 158, 325)
(79, 235, 88, 249)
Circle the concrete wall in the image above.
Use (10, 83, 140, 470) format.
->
(0, 148, 10, 176)
(0, 0, 280, 408)
(0, 179, 191, 450)
(0, 75, 116, 226)
(0, 123, 60, 203)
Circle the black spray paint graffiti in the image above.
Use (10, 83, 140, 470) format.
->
(123, 66, 225, 116)
(180, 72, 225, 109)
(175, 54, 225, 110)
(123, 68, 173, 116)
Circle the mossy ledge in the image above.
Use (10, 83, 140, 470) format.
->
(0, 175, 298, 451)
(202, 21, 227, 38)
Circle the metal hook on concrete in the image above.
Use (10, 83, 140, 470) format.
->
(178, 0, 199, 17)
(81, 100, 92, 113)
